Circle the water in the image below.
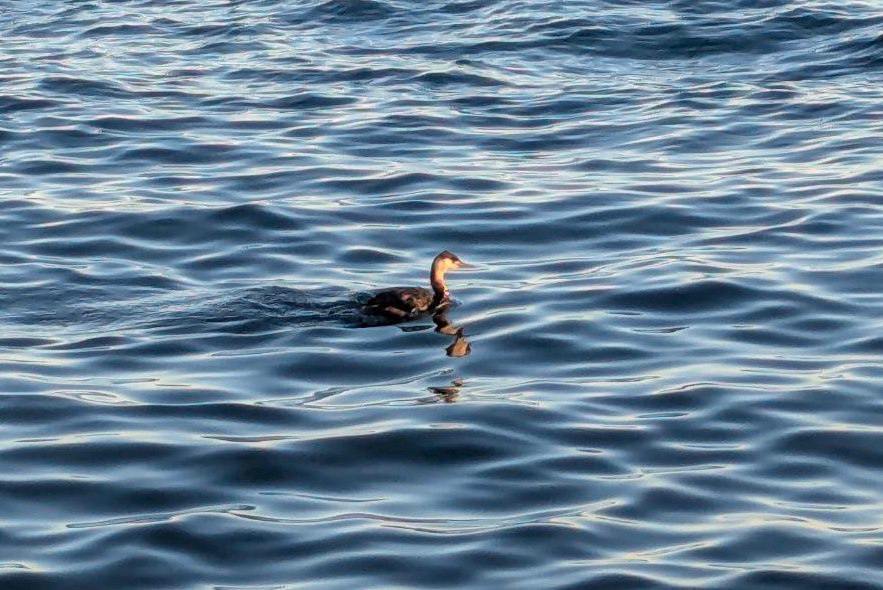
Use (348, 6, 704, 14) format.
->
(2, 0, 882, 588)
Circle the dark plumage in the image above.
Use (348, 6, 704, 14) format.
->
(363, 250, 471, 320)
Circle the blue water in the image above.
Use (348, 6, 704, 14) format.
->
(2, 1, 883, 588)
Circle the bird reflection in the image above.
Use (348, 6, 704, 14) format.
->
(428, 378, 465, 403)
(374, 303, 471, 360)
(432, 309, 471, 358)
(446, 328, 470, 358)
(424, 309, 470, 403)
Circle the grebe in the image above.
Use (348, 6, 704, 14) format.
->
(363, 250, 472, 320)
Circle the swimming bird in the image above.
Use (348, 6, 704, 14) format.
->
(363, 250, 472, 320)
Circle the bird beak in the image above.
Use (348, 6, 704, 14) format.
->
(456, 260, 476, 270)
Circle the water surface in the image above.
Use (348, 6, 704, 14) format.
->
(1, 1, 882, 588)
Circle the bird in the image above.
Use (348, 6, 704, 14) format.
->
(362, 250, 472, 321)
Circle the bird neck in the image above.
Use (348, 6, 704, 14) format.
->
(430, 264, 448, 303)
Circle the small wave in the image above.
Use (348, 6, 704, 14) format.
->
(299, 0, 396, 23)
(38, 76, 132, 99)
